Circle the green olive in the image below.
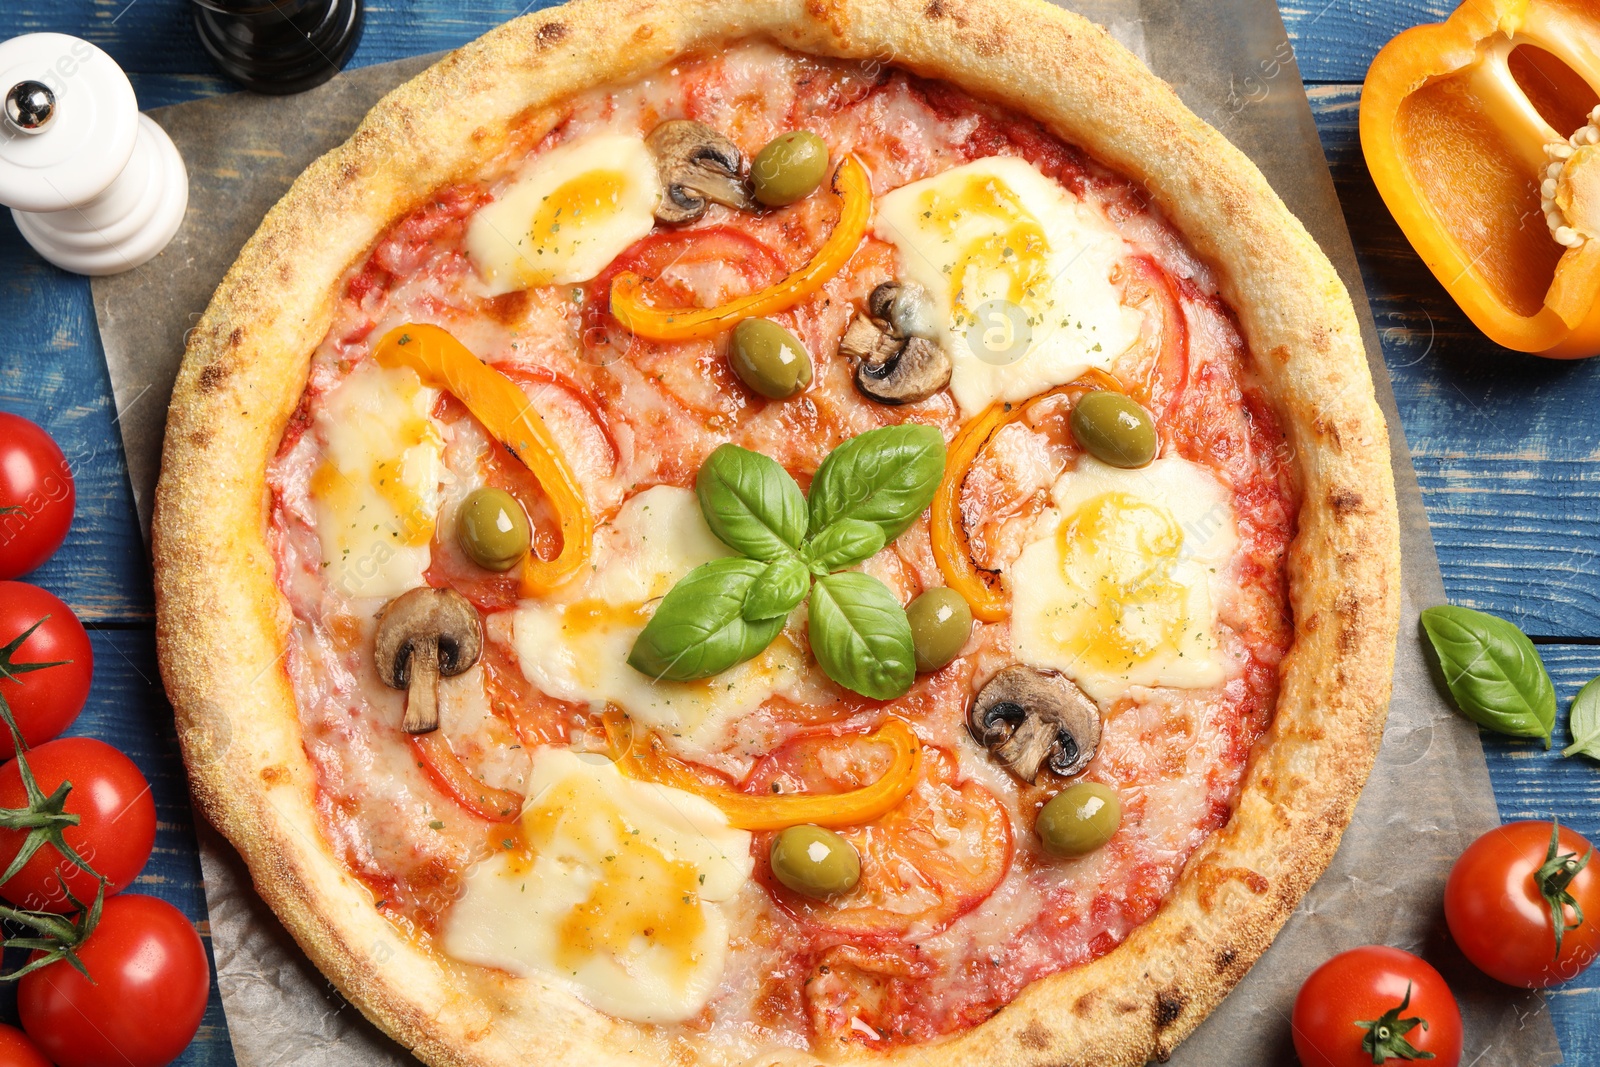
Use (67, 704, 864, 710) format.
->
(907, 587, 973, 673)
(751, 131, 830, 207)
(730, 318, 813, 399)
(1035, 782, 1121, 857)
(1069, 391, 1158, 469)
(457, 487, 531, 572)
(770, 824, 861, 898)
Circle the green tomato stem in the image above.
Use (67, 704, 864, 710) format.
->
(1535, 817, 1592, 959)
(1353, 982, 1435, 1063)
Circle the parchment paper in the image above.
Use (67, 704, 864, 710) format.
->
(90, 3, 1564, 1063)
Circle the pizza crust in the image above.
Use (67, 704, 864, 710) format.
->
(152, 1, 1400, 1064)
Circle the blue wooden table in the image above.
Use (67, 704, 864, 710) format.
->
(1, 1, 1596, 1062)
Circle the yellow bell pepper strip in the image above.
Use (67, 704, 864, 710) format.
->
(373, 324, 593, 593)
(931, 371, 1124, 622)
(608, 155, 873, 342)
(606, 712, 922, 831)
(1361, 0, 1600, 357)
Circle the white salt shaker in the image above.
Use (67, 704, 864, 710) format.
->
(0, 33, 188, 276)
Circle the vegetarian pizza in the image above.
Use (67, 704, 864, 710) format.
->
(152, 1, 1401, 1065)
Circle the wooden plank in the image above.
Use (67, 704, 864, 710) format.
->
(1481, 643, 1600, 1067)
(0, 222, 153, 623)
(131, 72, 235, 109)
(10, 0, 562, 76)
(0, 629, 230, 1063)
(1309, 84, 1600, 638)
(1279, 0, 1455, 84)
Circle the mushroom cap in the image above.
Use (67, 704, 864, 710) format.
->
(646, 120, 754, 224)
(373, 586, 483, 690)
(967, 665, 1101, 782)
(867, 280, 939, 341)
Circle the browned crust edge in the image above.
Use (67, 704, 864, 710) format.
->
(151, 1, 1401, 1064)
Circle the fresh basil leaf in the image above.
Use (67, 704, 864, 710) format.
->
(805, 518, 886, 574)
(808, 571, 915, 700)
(1420, 605, 1555, 746)
(628, 558, 785, 681)
(807, 424, 946, 542)
(696, 444, 807, 561)
(1562, 675, 1600, 761)
(743, 556, 811, 621)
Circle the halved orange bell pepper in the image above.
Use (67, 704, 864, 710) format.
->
(606, 712, 922, 831)
(374, 324, 593, 593)
(608, 155, 873, 342)
(1362, 0, 1600, 357)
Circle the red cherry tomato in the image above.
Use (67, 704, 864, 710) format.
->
(0, 737, 156, 912)
(0, 582, 92, 759)
(1292, 946, 1462, 1067)
(1446, 820, 1600, 987)
(0, 413, 74, 580)
(0, 1024, 53, 1067)
(19, 894, 209, 1067)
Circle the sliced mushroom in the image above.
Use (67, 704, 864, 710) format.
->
(967, 665, 1101, 782)
(842, 281, 952, 405)
(852, 333, 952, 405)
(373, 587, 483, 734)
(839, 315, 900, 365)
(646, 120, 755, 223)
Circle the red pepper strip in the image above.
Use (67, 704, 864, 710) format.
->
(410, 733, 523, 823)
(608, 155, 873, 342)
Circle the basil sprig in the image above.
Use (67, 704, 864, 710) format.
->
(1562, 675, 1600, 761)
(628, 426, 945, 699)
(1420, 605, 1555, 746)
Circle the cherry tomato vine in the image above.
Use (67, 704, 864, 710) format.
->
(0, 616, 107, 980)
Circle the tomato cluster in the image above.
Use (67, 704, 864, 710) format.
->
(1294, 819, 1598, 1066)
(0, 415, 209, 1067)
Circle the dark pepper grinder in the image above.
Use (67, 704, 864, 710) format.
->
(190, 0, 364, 95)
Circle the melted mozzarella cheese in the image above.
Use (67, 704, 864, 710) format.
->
(467, 133, 661, 294)
(873, 156, 1142, 416)
(1010, 456, 1238, 702)
(442, 748, 753, 1023)
(510, 487, 818, 759)
(309, 362, 443, 599)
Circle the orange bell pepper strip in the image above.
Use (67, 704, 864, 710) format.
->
(608, 155, 873, 342)
(606, 713, 922, 831)
(931, 371, 1124, 622)
(373, 324, 593, 593)
(1362, 0, 1600, 357)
